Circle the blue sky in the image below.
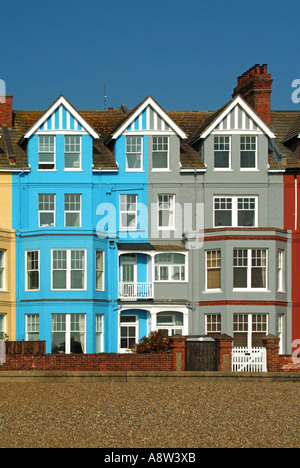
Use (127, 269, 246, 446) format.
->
(1, 0, 299, 112)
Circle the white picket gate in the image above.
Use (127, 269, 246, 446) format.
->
(232, 347, 267, 372)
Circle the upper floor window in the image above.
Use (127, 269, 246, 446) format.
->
(64, 194, 81, 227)
(39, 194, 55, 227)
(120, 194, 138, 230)
(154, 253, 186, 282)
(0, 250, 5, 291)
(38, 136, 55, 170)
(52, 249, 86, 290)
(158, 194, 175, 229)
(65, 136, 81, 170)
(152, 136, 169, 170)
(233, 248, 268, 290)
(214, 196, 257, 227)
(214, 136, 230, 169)
(96, 250, 105, 291)
(278, 249, 285, 292)
(205, 250, 221, 291)
(126, 136, 143, 171)
(25, 250, 39, 291)
(240, 136, 257, 169)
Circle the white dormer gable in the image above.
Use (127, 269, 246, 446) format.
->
(24, 95, 99, 139)
(200, 95, 276, 139)
(111, 96, 187, 140)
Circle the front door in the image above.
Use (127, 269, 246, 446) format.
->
(120, 314, 138, 352)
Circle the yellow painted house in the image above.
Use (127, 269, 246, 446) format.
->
(0, 171, 15, 340)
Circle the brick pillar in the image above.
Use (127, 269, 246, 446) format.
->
(169, 336, 187, 371)
(217, 334, 234, 372)
(262, 334, 280, 372)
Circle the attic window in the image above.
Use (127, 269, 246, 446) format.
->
(214, 136, 230, 169)
(240, 136, 257, 169)
(38, 136, 55, 170)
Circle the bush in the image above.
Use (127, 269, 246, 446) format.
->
(133, 331, 170, 354)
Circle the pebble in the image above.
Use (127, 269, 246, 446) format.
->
(0, 381, 299, 448)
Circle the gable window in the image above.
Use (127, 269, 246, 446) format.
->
(240, 136, 257, 169)
(38, 136, 55, 170)
(64, 136, 81, 170)
(52, 249, 86, 290)
(26, 250, 39, 291)
(233, 249, 268, 290)
(126, 136, 143, 171)
(214, 136, 230, 169)
(205, 250, 221, 290)
(152, 136, 169, 170)
(120, 194, 138, 230)
(155, 253, 186, 282)
(214, 196, 257, 227)
(0, 250, 5, 291)
(158, 195, 175, 229)
(64, 194, 81, 227)
(39, 194, 55, 227)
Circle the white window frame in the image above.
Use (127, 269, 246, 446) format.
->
(233, 248, 268, 291)
(205, 250, 221, 292)
(38, 194, 56, 227)
(64, 135, 82, 171)
(25, 250, 40, 292)
(38, 135, 56, 171)
(126, 136, 143, 171)
(213, 135, 231, 171)
(205, 314, 222, 334)
(51, 249, 87, 291)
(119, 314, 139, 352)
(213, 196, 258, 228)
(154, 252, 188, 282)
(0, 250, 5, 291)
(156, 311, 184, 336)
(233, 314, 268, 348)
(95, 314, 104, 353)
(64, 194, 82, 227)
(26, 314, 39, 341)
(96, 250, 105, 291)
(277, 249, 286, 292)
(120, 194, 138, 230)
(51, 313, 86, 354)
(158, 194, 175, 230)
(152, 136, 170, 171)
(240, 135, 258, 171)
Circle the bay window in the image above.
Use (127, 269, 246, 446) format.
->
(52, 249, 86, 290)
(51, 313, 86, 354)
(233, 248, 268, 290)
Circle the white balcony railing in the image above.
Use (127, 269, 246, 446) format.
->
(119, 282, 153, 301)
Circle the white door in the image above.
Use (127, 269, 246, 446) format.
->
(120, 254, 137, 297)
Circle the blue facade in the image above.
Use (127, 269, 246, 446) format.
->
(12, 98, 120, 353)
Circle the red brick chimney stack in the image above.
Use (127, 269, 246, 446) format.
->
(0, 95, 13, 129)
(232, 64, 272, 126)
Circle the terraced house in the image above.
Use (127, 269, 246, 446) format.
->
(0, 64, 299, 355)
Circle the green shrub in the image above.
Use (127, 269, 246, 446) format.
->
(133, 331, 170, 354)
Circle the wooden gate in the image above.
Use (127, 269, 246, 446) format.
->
(185, 337, 218, 371)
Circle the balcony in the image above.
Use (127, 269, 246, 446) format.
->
(118, 282, 154, 301)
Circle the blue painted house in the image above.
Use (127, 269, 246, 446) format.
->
(12, 96, 121, 353)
